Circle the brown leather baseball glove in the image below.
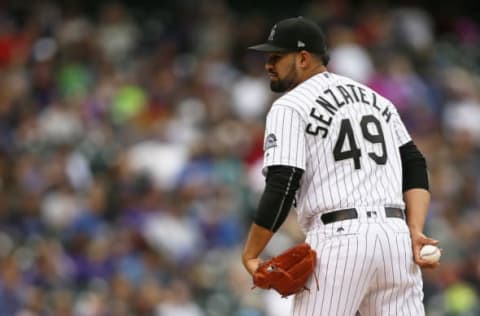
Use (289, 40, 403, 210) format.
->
(252, 243, 317, 297)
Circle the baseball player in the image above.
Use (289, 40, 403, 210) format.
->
(241, 17, 439, 315)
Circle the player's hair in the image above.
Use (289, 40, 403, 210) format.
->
(313, 52, 330, 66)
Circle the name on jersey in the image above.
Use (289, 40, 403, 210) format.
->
(306, 84, 393, 138)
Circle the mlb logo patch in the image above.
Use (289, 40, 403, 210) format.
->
(264, 133, 277, 150)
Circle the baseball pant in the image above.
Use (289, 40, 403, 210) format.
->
(292, 207, 425, 316)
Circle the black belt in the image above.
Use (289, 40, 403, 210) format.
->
(320, 207, 404, 224)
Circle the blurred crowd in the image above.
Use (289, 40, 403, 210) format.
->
(0, 0, 479, 315)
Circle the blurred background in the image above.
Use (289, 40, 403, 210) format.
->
(0, 0, 479, 315)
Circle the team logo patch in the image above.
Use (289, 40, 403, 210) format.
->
(264, 133, 277, 150)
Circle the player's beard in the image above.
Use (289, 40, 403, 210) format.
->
(270, 62, 299, 93)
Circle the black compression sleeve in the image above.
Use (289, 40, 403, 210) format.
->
(254, 166, 304, 232)
(400, 141, 429, 192)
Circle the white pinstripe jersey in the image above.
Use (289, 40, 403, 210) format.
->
(263, 72, 411, 231)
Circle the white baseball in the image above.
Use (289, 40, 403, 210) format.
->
(420, 245, 441, 263)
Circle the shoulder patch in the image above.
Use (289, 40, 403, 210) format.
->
(264, 133, 277, 150)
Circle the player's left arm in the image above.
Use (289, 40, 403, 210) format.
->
(242, 165, 304, 275)
(242, 223, 273, 276)
(242, 105, 307, 275)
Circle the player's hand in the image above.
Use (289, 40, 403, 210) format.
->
(410, 231, 440, 269)
(243, 257, 262, 275)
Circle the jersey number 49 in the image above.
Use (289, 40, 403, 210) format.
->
(333, 115, 387, 170)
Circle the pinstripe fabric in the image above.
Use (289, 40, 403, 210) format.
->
(292, 211, 424, 316)
(261, 72, 425, 315)
(263, 73, 408, 227)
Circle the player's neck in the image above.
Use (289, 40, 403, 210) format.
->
(301, 64, 327, 82)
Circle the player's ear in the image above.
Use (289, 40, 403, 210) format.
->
(296, 50, 310, 69)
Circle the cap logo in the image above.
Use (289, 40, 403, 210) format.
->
(298, 40, 306, 47)
(268, 24, 277, 41)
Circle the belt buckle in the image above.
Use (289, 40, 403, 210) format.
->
(367, 211, 377, 218)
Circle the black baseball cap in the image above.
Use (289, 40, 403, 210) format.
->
(248, 17, 328, 55)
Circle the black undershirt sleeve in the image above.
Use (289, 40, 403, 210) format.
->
(254, 165, 304, 232)
(399, 141, 429, 192)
